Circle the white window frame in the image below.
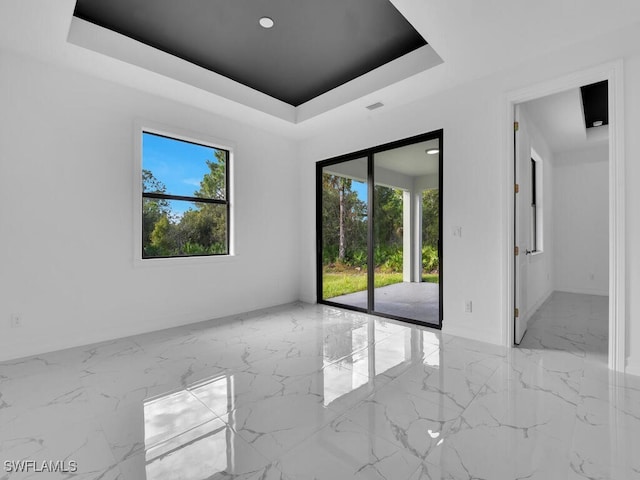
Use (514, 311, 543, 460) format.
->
(530, 148, 543, 255)
(133, 119, 235, 267)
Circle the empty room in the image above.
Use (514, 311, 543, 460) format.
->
(1, 1, 640, 479)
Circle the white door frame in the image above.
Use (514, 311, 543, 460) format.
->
(502, 60, 626, 372)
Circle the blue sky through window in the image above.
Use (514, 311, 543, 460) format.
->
(143, 132, 224, 217)
(352, 180, 367, 203)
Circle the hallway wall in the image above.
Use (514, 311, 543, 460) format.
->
(553, 145, 609, 295)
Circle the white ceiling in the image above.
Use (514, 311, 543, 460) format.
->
(321, 139, 439, 183)
(2, 1, 640, 140)
(375, 139, 440, 177)
(521, 88, 608, 155)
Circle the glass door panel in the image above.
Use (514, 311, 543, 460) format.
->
(373, 138, 440, 324)
(320, 158, 368, 310)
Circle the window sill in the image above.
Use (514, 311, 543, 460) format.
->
(134, 253, 237, 268)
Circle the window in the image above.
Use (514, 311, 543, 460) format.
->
(530, 150, 543, 253)
(141, 131, 230, 259)
(531, 158, 537, 251)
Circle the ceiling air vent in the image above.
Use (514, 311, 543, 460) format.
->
(366, 102, 384, 110)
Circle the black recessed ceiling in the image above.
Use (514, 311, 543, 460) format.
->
(580, 80, 608, 128)
(73, 0, 427, 107)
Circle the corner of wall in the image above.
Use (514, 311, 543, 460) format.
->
(626, 359, 640, 378)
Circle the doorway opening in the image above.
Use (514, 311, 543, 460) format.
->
(506, 62, 625, 371)
(316, 130, 443, 328)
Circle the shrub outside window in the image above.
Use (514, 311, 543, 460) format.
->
(141, 131, 230, 258)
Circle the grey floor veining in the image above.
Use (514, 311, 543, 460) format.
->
(519, 292, 609, 363)
(1, 293, 638, 479)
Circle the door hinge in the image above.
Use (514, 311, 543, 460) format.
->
(515, 246, 519, 256)
(515, 183, 520, 193)
(514, 121, 519, 132)
(515, 308, 520, 318)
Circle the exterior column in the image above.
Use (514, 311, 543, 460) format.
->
(403, 188, 423, 282)
(403, 191, 412, 282)
(413, 190, 423, 282)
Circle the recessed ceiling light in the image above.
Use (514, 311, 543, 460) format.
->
(259, 16, 274, 29)
(593, 120, 603, 127)
(426, 149, 439, 155)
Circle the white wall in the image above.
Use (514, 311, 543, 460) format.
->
(625, 55, 640, 376)
(515, 106, 555, 327)
(299, 76, 507, 345)
(298, 29, 640, 371)
(2, 23, 640, 376)
(553, 146, 609, 295)
(0, 51, 300, 362)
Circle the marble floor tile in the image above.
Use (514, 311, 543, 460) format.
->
(0, 419, 119, 480)
(0, 293, 635, 479)
(227, 388, 341, 460)
(0, 356, 67, 381)
(567, 368, 640, 479)
(342, 385, 459, 460)
(0, 370, 95, 440)
(569, 413, 640, 480)
(276, 416, 423, 480)
(187, 370, 294, 418)
(116, 419, 288, 480)
(383, 345, 503, 414)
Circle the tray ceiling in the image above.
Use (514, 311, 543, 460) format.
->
(73, 0, 428, 107)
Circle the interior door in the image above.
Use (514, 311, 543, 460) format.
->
(514, 104, 530, 344)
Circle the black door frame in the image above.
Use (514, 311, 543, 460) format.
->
(316, 129, 444, 329)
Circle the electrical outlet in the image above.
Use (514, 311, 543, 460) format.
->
(10, 314, 22, 328)
(465, 300, 472, 313)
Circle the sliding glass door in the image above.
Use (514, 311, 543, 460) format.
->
(317, 131, 442, 328)
(373, 137, 440, 324)
(319, 157, 369, 310)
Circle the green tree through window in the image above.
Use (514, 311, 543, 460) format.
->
(142, 132, 230, 258)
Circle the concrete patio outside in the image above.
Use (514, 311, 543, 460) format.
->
(327, 281, 439, 325)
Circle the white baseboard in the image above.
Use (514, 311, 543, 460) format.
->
(626, 360, 640, 378)
(0, 297, 299, 363)
(522, 288, 554, 325)
(442, 321, 503, 346)
(299, 293, 317, 304)
(554, 287, 608, 296)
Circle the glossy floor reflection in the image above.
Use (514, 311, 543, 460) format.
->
(1, 294, 638, 479)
